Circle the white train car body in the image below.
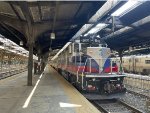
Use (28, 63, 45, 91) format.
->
(122, 55, 150, 75)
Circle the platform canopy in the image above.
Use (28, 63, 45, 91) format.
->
(0, 1, 105, 55)
(70, 0, 150, 52)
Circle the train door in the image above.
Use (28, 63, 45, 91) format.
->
(73, 43, 81, 72)
(134, 57, 139, 73)
(129, 56, 134, 72)
(129, 58, 132, 72)
(132, 56, 135, 73)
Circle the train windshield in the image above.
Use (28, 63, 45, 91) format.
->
(81, 43, 89, 53)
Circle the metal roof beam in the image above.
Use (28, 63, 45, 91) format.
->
(9, 1, 82, 7)
(37, 2, 42, 22)
(8, 2, 22, 21)
(71, 0, 120, 41)
(52, 2, 59, 32)
(18, 1, 33, 23)
(0, 14, 25, 35)
(0, 22, 21, 41)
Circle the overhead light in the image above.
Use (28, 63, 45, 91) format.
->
(87, 23, 107, 34)
(20, 41, 23, 46)
(88, 28, 99, 34)
(84, 33, 88, 36)
(96, 35, 100, 38)
(111, 0, 144, 17)
(50, 33, 55, 39)
(49, 48, 52, 51)
(96, 23, 107, 28)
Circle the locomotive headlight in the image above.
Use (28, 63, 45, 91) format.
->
(116, 84, 120, 87)
(117, 78, 120, 81)
(92, 78, 95, 81)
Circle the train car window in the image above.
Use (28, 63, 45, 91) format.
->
(81, 43, 89, 53)
(145, 60, 150, 64)
(72, 56, 75, 63)
(81, 56, 87, 63)
(75, 56, 87, 63)
(112, 62, 116, 66)
(74, 43, 79, 52)
(76, 56, 80, 62)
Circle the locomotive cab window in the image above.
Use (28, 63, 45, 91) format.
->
(145, 60, 150, 64)
(81, 43, 89, 53)
(74, 43, 79, 52)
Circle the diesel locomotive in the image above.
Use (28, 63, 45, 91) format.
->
(51, 41, 126, 99)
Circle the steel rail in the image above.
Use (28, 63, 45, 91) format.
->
(90, 99, 143, 113)
(127, 89, 150, 100)
(0, 68, 27, 80)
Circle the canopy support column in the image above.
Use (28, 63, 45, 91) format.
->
(27, 43, 33, 86)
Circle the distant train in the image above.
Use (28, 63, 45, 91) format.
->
(51, 41, 126, 99)
(0, 45, 37, 74)
(122, 55, 150, 75)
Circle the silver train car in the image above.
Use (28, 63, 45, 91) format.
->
(122, 55, 150, 75)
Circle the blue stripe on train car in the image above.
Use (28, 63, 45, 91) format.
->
(103, 58, 111, 69)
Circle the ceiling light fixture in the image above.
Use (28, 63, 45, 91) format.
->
(84, 33, 88, 37)
(88, 28, 99, 34)
(50, 33, 55, 39)
(20, 41, 23, 46)
(87, 23, 108, 34)
(111, 0, 144, 17)
(96, 35, 100, 38)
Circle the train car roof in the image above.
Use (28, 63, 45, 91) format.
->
(0, 37, 38, 60)
(123, 55, 150, 58)
(51, 42, 72, 60)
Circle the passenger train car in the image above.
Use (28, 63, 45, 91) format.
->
(0, 45, 37, 74)
(122, 55, 150, 75)
(51, 42, 126, 99)
(0, 47, 28, 73)
(0, 36, 38, 78)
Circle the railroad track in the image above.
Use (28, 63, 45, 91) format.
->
(90, 99, 143, 113)
(0, 68, 27, 80)
(127, 89, 150, 100)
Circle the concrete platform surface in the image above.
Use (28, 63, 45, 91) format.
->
(0, 66, 100, 113)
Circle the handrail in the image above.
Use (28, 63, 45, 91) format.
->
(76, 64, 81, 82)
(81, 58, 88, 75)
(81, 58, 88, 89)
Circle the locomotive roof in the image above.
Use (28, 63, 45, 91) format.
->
(51, 42, 71, 60)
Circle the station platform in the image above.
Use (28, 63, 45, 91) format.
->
(0, 66, 100, 113)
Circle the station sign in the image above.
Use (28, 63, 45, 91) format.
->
(80, 36, 90, 43)
(93, 37, 101, 43)
(80, 36, 101, 44)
